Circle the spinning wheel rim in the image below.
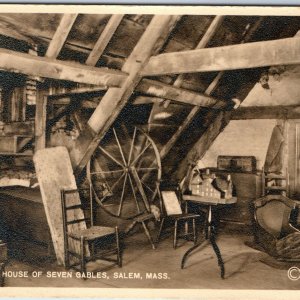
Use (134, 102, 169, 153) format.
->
(87, 126, 161, 220)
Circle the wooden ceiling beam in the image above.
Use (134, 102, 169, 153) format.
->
(142, 36, 300, 76)
(231, 105, 300, 120)
(86, 14, 124, 66)
(0, 48, 127, 87)
(137, 78, 229, 108)
(70, 15, 181, 173)
(48, 86, 106, 99)
(45, 14, 78, 58)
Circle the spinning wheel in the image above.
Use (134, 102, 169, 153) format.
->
(87, 126, 161, 220)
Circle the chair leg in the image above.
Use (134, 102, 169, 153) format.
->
(141, 221, 156, 250)
(65, 238, 70, 269)
(156, 218, 165, 243)
(192, 218, 197, 245)
(174, 220, 178, 249)
(80, 236, 86, 278)
(116, 227, 122, 267)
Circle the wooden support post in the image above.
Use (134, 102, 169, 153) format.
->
(11, 87, 23, 122)
(35, 91, 47, 151)
(71, 15, 181, 173)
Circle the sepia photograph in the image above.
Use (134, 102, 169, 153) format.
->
(0, 4, 300, 298)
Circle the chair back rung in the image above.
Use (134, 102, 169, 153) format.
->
(62, 189, 79, 195)
(67, 218, 90, 225)
(66, 204, 83, 210)
(67, 251, 81, 259)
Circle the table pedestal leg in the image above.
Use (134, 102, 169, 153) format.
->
(181, 205, 225, 279)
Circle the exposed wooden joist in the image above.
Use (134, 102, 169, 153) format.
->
(0, 48, 127, 87)
(71, 15, 181, 173)
(142, 36, 300, 76)
(51, 97, 98, 109)
(86, 15, 124, 66)
(137, 78, 228, 108)
(48, 86, 106, 99)
(132, 95, 164, 105)
(231, 105, 300, 120)
(0, 121, 34, 136)
(45, 14, 78, 58)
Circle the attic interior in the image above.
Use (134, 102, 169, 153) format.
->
(0, 11, 300, 289)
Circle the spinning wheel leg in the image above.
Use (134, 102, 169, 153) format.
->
(156, 217, 165, 243)
(141, 221, 156, 250)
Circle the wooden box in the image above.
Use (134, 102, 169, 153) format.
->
(217, 156, 256, 173)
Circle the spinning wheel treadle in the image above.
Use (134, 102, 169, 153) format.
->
(87, 126, 161, 220)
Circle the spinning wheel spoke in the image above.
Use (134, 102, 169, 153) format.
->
(141, 180, 155, 194)
(100, 171, 126, 201)
(117, 173, 128, 217)
(98, 145, 124, 168)
(128, 127, 137, 165)
(136, 167, 157, 172)
(131, 167, 150, 212)
(90, 169, 124, 176)
(128, 172, 141, 213)
(130, 142, 151, 166)
(113, 128, 127, 166)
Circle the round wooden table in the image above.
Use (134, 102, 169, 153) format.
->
(181, 195, 237, 279)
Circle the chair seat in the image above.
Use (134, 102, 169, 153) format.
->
(68, 226, 116, 240)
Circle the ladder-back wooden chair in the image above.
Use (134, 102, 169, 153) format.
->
(157, 186, 201, 249)
(61, 187, 122, 276)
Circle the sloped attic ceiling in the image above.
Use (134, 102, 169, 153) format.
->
(0, 13, 300, 181)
